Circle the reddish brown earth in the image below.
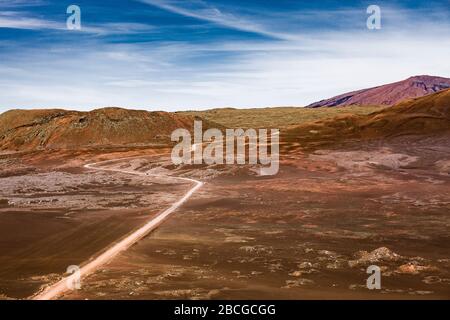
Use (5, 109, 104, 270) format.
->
(2, 137, 447, 300)
(0, 107, 217, 151)
(307, 75, 450, 108)
(287, 88, 450, 150)
(0, 147, 194, 299)
(0, 85, 449, 300)
(57, 135, 449, 300)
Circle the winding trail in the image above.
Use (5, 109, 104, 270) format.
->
(32, 156, 203, 300)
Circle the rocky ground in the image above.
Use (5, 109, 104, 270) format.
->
(54, 136, 450, 300)
(0, 149, 192, 299)
(0, 133, 448, 300)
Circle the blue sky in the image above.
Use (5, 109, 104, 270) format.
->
(0, 0, 449, 111)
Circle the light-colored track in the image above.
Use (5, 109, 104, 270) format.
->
(32, 157, 203, 300)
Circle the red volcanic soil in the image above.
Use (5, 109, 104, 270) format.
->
(287, 88, 450, 150)
(307, 75, 450, 108)
(0, 107, 217, 151)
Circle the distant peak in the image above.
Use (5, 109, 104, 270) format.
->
(307, 75, 450, 108)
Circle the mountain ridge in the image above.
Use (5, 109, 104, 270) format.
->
(307, 75, 450, 108)
(286, 88, 450, 149)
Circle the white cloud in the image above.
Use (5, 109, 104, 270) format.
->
(0, 0, 45, 8)
(1, 4, 449, 111)
(0, 11, 63, 30)
(138, 0, 292, 39)
(1, 27, 449, 112)
(0, 11, 156, 35)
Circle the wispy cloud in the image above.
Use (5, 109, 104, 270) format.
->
(138, 0, 292, 40)
(83, 22, 156, 36)
(0, 0, 45, 8)
(0, 11, 156, 35)
(0, 11, 63, 30)
(1, 1, 449, 111)
(2, 26, 449, 111)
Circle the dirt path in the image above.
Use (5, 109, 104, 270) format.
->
(32, 157, 203, 300)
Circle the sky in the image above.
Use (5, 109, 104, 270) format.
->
(0, 0, 449, 111)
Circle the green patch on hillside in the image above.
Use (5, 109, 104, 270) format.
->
(181, 106, 386, 129)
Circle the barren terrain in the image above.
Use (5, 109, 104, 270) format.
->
(1, 133, 448, 299)
(56, 136, 449, 300)
(0, 90, 449, 300)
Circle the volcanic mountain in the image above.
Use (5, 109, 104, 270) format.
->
(0, 107, 216, 151)
(287, 88, 450, 147)
(307, 75, 450, 108)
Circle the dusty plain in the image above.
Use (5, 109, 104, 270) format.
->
(0, 100, 449, 300)
(0, 134, 448, 299)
